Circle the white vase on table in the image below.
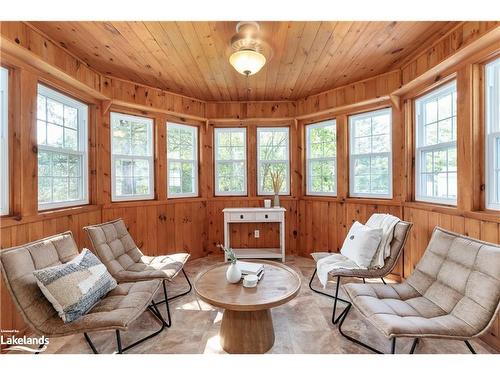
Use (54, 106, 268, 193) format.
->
(226, 262, 242, 283)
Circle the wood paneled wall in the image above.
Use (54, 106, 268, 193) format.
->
(295, 70, 401, 117)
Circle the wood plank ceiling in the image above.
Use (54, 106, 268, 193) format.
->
(29, 21, 460, 101)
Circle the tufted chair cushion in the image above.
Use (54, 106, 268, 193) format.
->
(344, 227, 500, 339)
(84, 218, 190, 282)
(0, 232, 161, 337)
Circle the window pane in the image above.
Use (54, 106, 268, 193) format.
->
(64, 106, 77, 129)
(167, 123, 198, 197)
(438, 94, 452, 120)
(215, 128, 247, 195)
(349, 109, 392, 197)
(37, 120, 47, 145)
(38, 151, 51, 176)
(47, 123, 64, 147)
(47, 98, 64, 125)
(258, 128, 290, 195)
(37, 85, 88, 209)
(259, 162, 288, 194)
(415, 81, 457, 204)
(1, 67, 8, 215)
(111, 113, 153, 200)
(37, 95, 46, 121)
(485, 58, 500, 209)
(38, 177, 52, 203)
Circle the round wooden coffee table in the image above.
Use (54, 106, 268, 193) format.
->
(194, 260, 301, 354)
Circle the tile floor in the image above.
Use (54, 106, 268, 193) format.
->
(38, 256, 497, 354)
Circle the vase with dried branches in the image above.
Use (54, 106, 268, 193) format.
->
(269, 169, 284, 208)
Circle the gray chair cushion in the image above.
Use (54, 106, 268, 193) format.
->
(84, 218, 190, 282)
(344, 227, 500, 339)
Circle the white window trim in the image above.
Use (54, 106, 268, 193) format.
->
(486, 58, 500, 211)
(167, 122, 199, 198)
(306, 120, 337, 196)
(257, 127, 290, 196)
(414, 80, 457, 206)
(0, 67, 8, 215)
(214, 127, 247, 196)
(111, 112, 154, 202)
(37, 84, 89, 211)
(349, 108, 393, 199)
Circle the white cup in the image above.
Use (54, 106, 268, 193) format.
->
(264, 199, 271, 208)
(243, 274, 258, 288)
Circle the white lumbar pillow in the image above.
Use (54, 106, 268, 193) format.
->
(340, 221, 383, 268)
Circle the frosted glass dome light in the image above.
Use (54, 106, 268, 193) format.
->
(229, 49, 267, 76)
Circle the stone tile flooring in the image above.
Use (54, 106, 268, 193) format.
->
(40, 256, 497, 354)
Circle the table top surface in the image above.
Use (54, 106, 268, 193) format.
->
(194, 260, 301, 311)
(222, 207, 286, 212)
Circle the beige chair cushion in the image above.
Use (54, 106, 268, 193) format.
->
(0, 232, 161, 337)
(84, 218, 190, 282)
(344, 227, 500, 339)
(312, 221, 412, 279)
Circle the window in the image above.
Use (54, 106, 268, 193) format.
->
(214, 128, 247, 196)
(0, 67, 8, 215)
(306, 119, 337, 196)
(349, 108, 392, 198)
(257, 127, 290, 195)
(111, 112, 154, 201)
(37, 85, 88, 210)
(415, 81, 457, 205)
(486, 58, 500, 210)
(167, 123, 198, 198)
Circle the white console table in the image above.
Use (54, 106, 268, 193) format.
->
(223, 207, 286, 262)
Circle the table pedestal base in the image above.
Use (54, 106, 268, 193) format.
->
(220, 309, 275, 354)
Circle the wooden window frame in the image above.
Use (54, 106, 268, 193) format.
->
(305, 119, 337, 197)
(0, 66, 8, 216)
(414, 80, 458, 206)
(256, 126, 291, 196)
(110, 111, 155, 202)
(213, 127, 247, 197)
(166, 122, 199, 199)
(37, 84, 89, 211)
(348, 108, 393, 199)
(484, 58, 500, 211)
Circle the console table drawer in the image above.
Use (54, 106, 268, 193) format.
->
(230, 212, 256, 221)
(255, 212, 280, 221)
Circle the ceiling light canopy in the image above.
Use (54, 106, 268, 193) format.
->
(229, 22, 271, 76)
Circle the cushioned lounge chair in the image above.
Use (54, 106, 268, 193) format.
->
(84, 218, 192, 324)
(339, 227, 500, 354)
(0, 232, 168, 354)
(309, 220, 412, 323)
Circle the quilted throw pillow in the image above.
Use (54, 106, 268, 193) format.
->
(33, 248, 117, 323)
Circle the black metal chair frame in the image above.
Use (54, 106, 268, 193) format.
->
(82, 290, 172, 354)
(308, 268, 386, 324)
(336, 300, 477, 354)
(156, 268, 193, 305)
(80, 269, 191, 354)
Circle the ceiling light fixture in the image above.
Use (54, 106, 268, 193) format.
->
(229, 22, 271, 76)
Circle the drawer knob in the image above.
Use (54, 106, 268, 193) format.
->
(240, 214, 244, 219)
(265, 214, 268, 218)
